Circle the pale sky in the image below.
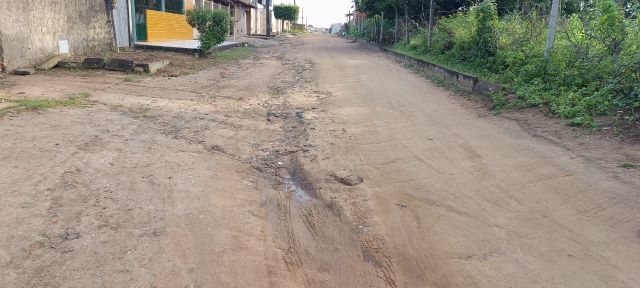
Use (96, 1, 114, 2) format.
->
(275, 0, 352, 28)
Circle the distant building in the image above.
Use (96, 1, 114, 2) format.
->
(0, 0, 277, 74)
(330, 23, 343, 34)
(130, 0, 258, 43)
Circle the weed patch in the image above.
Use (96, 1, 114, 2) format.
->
(9, 92, 91, 111)
(213, 47, 254, 62)
(620, 162, 639, 169)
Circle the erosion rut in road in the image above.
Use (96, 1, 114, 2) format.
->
(1, 34, 639, 288)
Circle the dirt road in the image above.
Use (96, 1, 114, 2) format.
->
(1, 34, 639, 287)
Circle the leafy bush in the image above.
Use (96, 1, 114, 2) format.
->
(395, 0, 640, 126)
(469, 1, 499, 62)
(408, 34, 427, 52)
(186, 9, 230, 54)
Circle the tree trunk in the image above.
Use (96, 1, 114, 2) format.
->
(427, 0, 434, 49)
(544, 0, 561, 60)
(404, 0, 409, 43)
(394, 6, 398, 42)
(380, 11, 384, 44)
(371, 20, 375, 41)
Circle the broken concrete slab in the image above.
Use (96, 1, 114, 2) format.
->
(57, 61, 81, 69)
(37, 53, 68, 70)
(82, 57, 105, 69)
(106, 58, 135, 72)
(135, 60, 170, 74)
(13, 68, 36, 75)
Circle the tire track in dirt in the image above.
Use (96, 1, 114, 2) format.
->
(257, 41, 399, 288)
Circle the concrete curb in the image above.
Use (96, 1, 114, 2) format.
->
(382, 48, 503, 97)
(133, 42, 248, 55)
(344, 37, 503, 97)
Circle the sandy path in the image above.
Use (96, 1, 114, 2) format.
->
(0, 44, 292, 287)
(295, 35, 640, 288)
(1, 34, 639, 288)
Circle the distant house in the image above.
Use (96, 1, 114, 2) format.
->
(0, 0, 115, 72)
(0, 0, 268, 73)
(126, 0, 259, 44)
(330, 23, 344, 34)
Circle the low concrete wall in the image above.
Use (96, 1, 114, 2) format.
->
(382, 48, 498, 94)
(364, 44, 504, 97)
(0, 0, 115, 72)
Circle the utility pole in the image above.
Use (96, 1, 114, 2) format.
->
(427, 0, 434, 49)
(544, 0, 561, 60)
(266, 0, 272, 36)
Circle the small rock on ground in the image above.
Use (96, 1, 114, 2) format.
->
(332, 170, 363, 186)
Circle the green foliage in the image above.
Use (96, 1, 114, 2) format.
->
(490, 91, 509, 113)
(620, 161, 639, 169)
(214, 47, 254, 62)
(186, 9, 230, 54)
(11, 93, 91, 111)
(470, 1, 499, 61)
(273, 4, 299, 22)
(393, 0, 640, 126)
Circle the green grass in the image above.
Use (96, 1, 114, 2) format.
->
(213, 47, 254, 62)
(620, 162, 639, 169)
(11, 92, 91, 111)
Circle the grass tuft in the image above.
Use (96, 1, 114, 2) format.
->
(11, 92, 91, 111)
(213, 47, 254, 62)
(620, 162, 639, 169)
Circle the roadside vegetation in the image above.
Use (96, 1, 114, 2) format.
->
(351, 0, 640, 128)
(1, 92, 91, 115)
(274, 4, 300, 31)
(186, 9, 231, 54)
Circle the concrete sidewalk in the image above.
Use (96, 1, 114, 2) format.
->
(134, 40, 241, 53)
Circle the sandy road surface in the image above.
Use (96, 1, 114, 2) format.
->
(296, 35, 640, 288)
(1, 34, 639, 288)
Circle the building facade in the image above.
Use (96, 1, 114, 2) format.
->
(0, 0, 115, 72)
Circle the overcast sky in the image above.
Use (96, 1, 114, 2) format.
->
(274, 0, 352, 28)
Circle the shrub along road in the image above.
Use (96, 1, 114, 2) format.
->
(0, 34, 639, 287)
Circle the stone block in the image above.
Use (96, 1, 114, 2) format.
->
(13, 68, 35, 75)
(37, 53, 69, 70)
(57, 61, 81, 69)
(82, 57, 105, 69)
(106, 58, 135, 72)
(135, 60, 170, 74)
